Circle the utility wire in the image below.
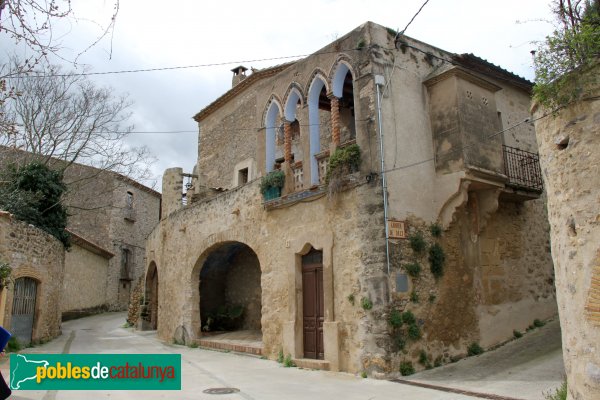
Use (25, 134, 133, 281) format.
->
(399, 0, 432, 36)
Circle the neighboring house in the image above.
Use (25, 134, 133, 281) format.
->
(0, 148, 162, 315)
(145, 22, 556, 375)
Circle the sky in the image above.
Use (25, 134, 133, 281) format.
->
(2, 0, 556, 191)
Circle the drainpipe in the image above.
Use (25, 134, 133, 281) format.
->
(374, 75, 391, 275)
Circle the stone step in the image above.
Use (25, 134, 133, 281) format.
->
(198, 340, 263, 356)
(293, 358, 330, 370)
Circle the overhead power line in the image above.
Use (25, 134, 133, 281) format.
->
(399, 0, 432, 36)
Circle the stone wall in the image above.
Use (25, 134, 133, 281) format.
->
(0, 211, 64, 343)
(534, 77, 600, 399)
(62, 243, 110, 314)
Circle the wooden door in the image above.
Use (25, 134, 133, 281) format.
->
(11, 277, 37, 345)
(302, 248, 324, 360)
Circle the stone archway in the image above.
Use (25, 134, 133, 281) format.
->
(195, 242, 262, 338)
(142, 262, 159, 330)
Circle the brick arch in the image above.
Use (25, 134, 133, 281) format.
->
(261, 94, 283, 127)
(329, 55, 356, 98)
(282, 82, 305, 122)
(187, 231, 264, 341)
(11, 268, 43, 283)
(305, 68, 330, 97)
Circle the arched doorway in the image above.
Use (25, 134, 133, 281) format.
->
(199, 242, 262, 335)
(144, 262, 159, 330)
(11, 277, 38, 345)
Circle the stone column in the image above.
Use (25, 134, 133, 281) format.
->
(329, 95, 341, 148)
(533, 78, 600, 400)
(284, 121, 292, 163)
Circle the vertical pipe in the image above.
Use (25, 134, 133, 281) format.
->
(375, 76, 391, 275)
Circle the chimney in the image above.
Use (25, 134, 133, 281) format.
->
(231, 65, 248, 87)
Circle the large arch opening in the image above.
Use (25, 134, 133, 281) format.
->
(332, 62, 356, 143)
(199, 242, 262, 335)
(308, 75, 331, 185)
(265, 99, 282, 173)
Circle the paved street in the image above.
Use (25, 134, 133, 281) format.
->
(0, 312, 564, 400)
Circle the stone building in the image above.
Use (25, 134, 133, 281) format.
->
(0, 148, 162, 313)
(145, 22, 556, 375)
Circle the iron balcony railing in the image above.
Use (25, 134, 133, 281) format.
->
(502, 145, 543, 192)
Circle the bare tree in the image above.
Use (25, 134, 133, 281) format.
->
(1, 57, 154, 182)
(0, 0, 119, 64)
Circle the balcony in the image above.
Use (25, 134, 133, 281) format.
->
(502, 145, 543, 192)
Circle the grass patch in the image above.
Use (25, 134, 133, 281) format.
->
(361, 297, 373, 311)
(410, 291, 419, 303)
(283, 354, 296, 368)
(544, 379, 567, 400)
(534, 319, 546, 328)
(429, 223, 442, 237)
(401, 311, 416, 325)
(389, 309, 403, 328)
(407, 324, 421, 340)
(277, 349, 284, 364)
(467, 342, 484, 356)
(404, 262, 421, 277)
(360, 371, 368, 378)
(188, 342, 199, 348)
(399, 361, 415, 376)
(6, 337, 21, 352)
(347, 293, 355, 305)
(513, 330, 523, 339)
(429, 243, 446, 278)
(408, 232, 426, 253)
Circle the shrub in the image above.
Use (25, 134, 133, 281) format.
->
(361, 297, 373, 311)
(534, 319, 546, 328)
(277, 349, 284, 364)
(388, 309, 403, 328)
(260, 170, 285, 194)
(429, 223, 442, 237)
(401, 310, 416, 325)
(418, 350, 428, 365)
(513, 330, 523, 339)
(408, 232, 426, 253)
(467, 342, 484, 356)
(360, 371, 368, 379)
(403, 262, 421, 277)
(407, 324, 421, 340)
(399, 361, 415, 376)
(326, 144, 361, 183)
(429, 243, 446, 278)
(394, 334, 406, 351)
(6, 337, 21, 352)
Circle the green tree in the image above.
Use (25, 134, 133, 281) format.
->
(0, 162, 70, 246)
(533, 0, 600, 109)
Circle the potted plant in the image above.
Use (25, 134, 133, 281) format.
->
(260, 170, 285, 200)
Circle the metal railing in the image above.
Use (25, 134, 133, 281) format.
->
(502, 145, 543, 192)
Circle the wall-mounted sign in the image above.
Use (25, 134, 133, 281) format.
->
(388, 220, 407, 239)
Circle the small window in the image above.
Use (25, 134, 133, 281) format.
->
(126, 191, 134, 209)
(238, 168, 249, 185)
